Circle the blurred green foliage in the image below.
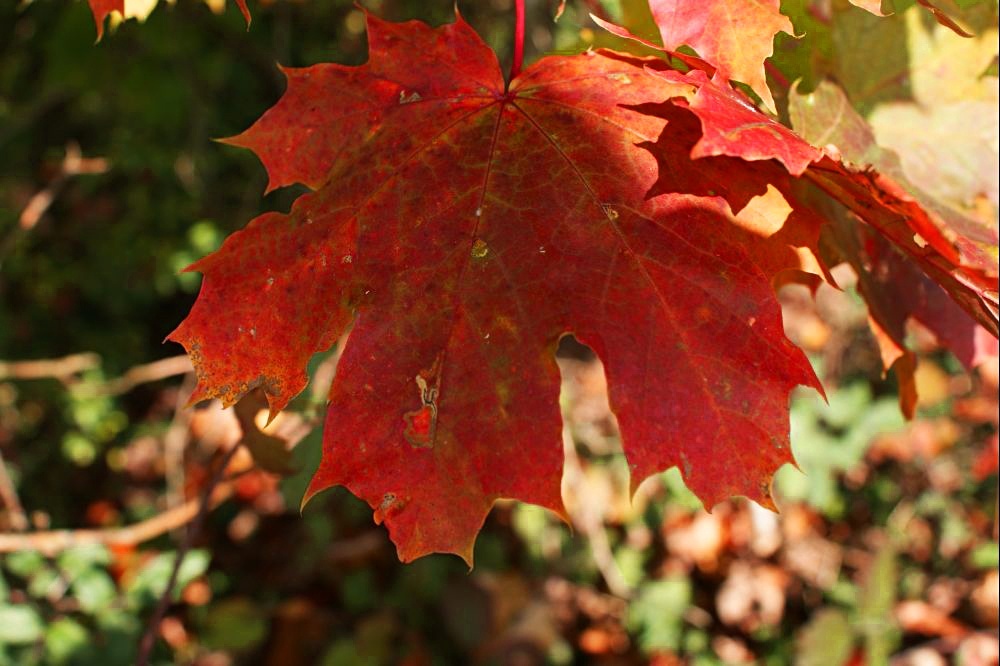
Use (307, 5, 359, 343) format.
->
(0, 544, 208, 664)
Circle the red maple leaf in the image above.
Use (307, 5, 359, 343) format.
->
(648, 68, 999, 414)
(781, 79, 998, 413)
(831, 220, 997, 417)
(785, 81, 997, 328)
(596, 23, 998, 341)
(642, 0, 793, 112)
(169, 12, 830, 563)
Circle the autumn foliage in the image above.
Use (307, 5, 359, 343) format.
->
(85, 0, 997, 564)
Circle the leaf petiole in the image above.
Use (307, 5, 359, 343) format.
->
(509, 0, 525, 83)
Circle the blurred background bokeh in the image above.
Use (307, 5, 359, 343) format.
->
(0, 0, 997, 664)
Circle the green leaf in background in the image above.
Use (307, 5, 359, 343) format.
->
(868, 10, 999, 220)
(776, 381, 905, 514)
(969, 542, 1000, 569)
(125, 549, 211, 607)
(628, 577, 692, 653)
(856, 544, 900, 664)
(661, 467, 704, 511)
(614, 545, 647, 589)
(71, 569, 117, 614)
(44, 617, 90, 665)
(92, 609, 142, 664)
(57, 544, 111, 581)
(796, 608, 855, 666)
(511, 503, 551, 563)
(341, 570, 377, 614)
(280, 423, 324, 508)
(319, 640, 368, 666)
(199, 597, 268, 652)
(0, 604, 44, 645)
(26, 567, 61, 600)
(2, 551, 46, 579)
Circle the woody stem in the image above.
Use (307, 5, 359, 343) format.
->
(510, 0, 525, 81)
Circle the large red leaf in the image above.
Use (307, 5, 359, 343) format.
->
(170, 13, 824, 563)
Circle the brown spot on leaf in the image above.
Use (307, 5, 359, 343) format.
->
(403, 353, 444, 449)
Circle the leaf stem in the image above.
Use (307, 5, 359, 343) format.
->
(135, 443, 242, 666)
(764, 60, 790, 93)
(510, 0, 525, 82)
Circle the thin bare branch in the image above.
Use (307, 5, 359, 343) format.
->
(0, 480, 236, 557)
(18, 143, 109, 231)
(0, 412, 318, 557)
(0, 354, 192, 393)
(561, 426, 632, 598)
(86, 355, 193, 397)
(136, 444, 242, 666)
(163, 375, 196, 512)
(0, 353, 100, 381)
(0, 449, 29, 531)
(325, 530, 386, 564)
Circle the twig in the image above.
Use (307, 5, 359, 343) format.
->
(0, 448, 28, 531)
(764, 60, 791, 94)
(18, 143, 109, 231)
(309, 329, 351, 407)
(561, 427, 632, 598)
(1, 143, 108, 270)
(0, 478, 237, 556)
(163, 375, 197, 513)
(578, 0, 607, 21)
(86, 355, 193, 397)
(135, 444, 241, 666)
(0, 352, 100, 382)
(0, 409, 318, 556)
(325, 530, 386, 564)
(0, 353, 192, 393)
